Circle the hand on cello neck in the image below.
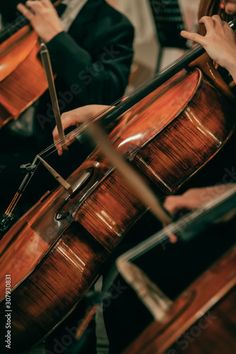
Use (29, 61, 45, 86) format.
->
(180, 15, 236, 83)
(17, 0, 64, 42)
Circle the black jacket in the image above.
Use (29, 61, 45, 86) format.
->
(0, 0, 134, 210)
(36, 0, 134, 133)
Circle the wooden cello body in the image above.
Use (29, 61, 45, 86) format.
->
(0, 1, 235, 352)
(0, 25, 48, 126)
(124, 244, 236, 354)
(0, 0, 62, 127)
(0, 66, 235, 352)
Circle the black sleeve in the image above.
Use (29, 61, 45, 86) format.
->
(46, 22, 134, 106)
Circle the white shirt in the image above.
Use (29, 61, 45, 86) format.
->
(62, 0, 88, 31)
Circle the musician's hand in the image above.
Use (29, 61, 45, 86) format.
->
(52, 105, 111, 156)
(180, 15, 236, 81)
(164, 184, 235, 215)
(17, 0, 64, 42)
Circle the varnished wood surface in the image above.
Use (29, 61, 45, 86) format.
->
(0, 221, 109, 352)
(170, 288, 236, 354)
(112, 69, 201, 155)
(0, 26, 48, 126)
(124, 245, 236, 354)
(112, 69, 235, 192)
(0, 27, 37, 81)
(0, 68, 235, 351)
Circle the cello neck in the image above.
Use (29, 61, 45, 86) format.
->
(0, 15, 28, 43)
(99, 17, 236, 127)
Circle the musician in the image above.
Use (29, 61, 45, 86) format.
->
(51, 9, 236, 354)
(16, 0, 134, 116)
(164, 4, 236, 215)
(2, 0, 134, 118)
(164, 184, 235, 214)
(53, 12, 236, 145)
(0, 0, 134, 212)
(53, 10, 236, 213)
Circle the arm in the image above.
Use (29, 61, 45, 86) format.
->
(181, 15, 236, 83)
(18, 0, 134, 105)
(46, 23, 134, 105)
(52, 105, 111, 155)
(164, 184, 236, 214)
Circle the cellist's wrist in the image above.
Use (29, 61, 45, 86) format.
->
(42, 30, 64, 43)
(224, 51, 236, 83)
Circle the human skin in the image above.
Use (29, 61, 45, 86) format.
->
(17, 0, 64, 42)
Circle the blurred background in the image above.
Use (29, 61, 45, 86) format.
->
(108, 0, 201, 91)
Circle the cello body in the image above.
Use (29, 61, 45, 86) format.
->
(0, 25, 48, 126)
(124, 244, 236, 354)
(0, 0, 62, 127)
(0, 67, 235, 352)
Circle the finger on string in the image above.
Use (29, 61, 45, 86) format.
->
(163, 195, 188, 215)
(166, 231, 178, 244)
(180, 30, 205, 46)
(162, 206, 181, 245)
(54, 138, 63, 156)
(55, 139, 64, 156)
(42, 106, 114, 158)
(52, 128, 59, 144)
(161, 209, 178, 244)
(53, 130, 75, 156)
(53, 126, 73, 155)
(199, 16, 215, 33)
(17, 3, 35, 19)
(52, 114, 78, 141)
(46, 118, 93, 157)
(45, 129, 74, 157)
(52, 105, 114, 151)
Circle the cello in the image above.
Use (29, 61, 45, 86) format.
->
(0, 15, 236, 354)
(120, 186, 236, 354)
(0, 0, 63, 127)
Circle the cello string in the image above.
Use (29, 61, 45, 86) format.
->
(86, 121, 172, 225)
(4, 16, 236, 214)
(5, 193, 22, 216)
(2, 107, 120, 215)
(35, 18, 236, 159)
(36, 106, 117, 159)
(37, 73, 179, 159)
(120, 185, 236, 262)
(3, 14, 235, 159)
(0, 16, 26, 39)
